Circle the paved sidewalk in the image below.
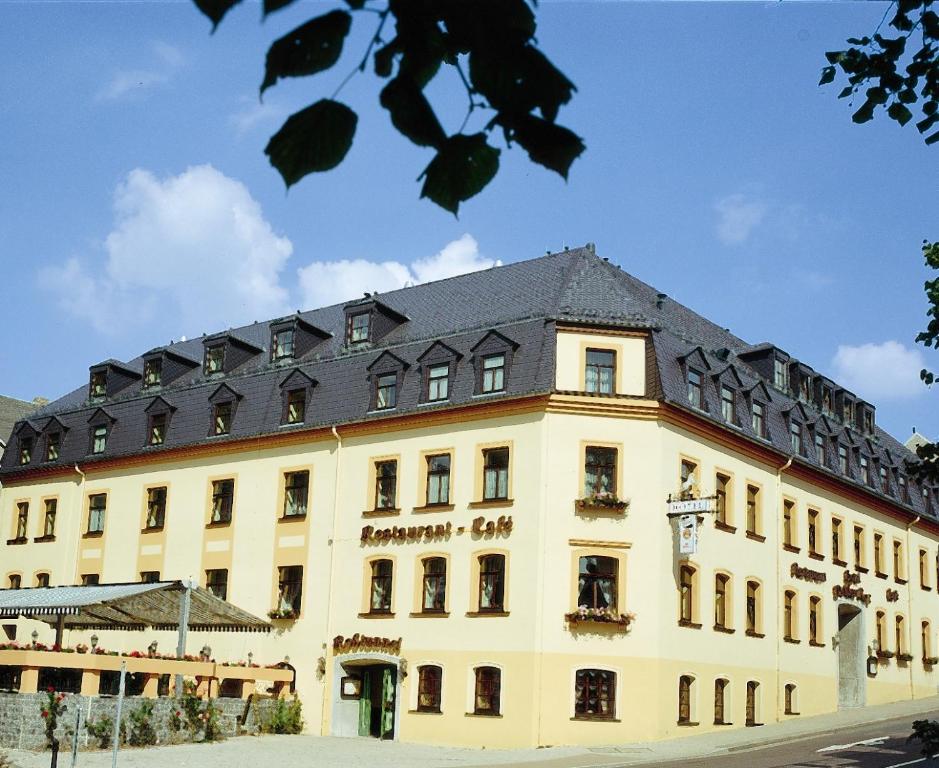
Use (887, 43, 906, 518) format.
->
(5, 695, 939, 768)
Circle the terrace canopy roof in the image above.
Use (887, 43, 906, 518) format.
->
(0, 581, 270, 633)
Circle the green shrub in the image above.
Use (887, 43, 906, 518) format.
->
(85, 715, 125, 749)
(261, 698, 304, 735)
(127, 701, 157, 746)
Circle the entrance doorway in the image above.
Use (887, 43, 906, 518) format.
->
(356, 664, 397, 739)
(837, 604, 865, 708)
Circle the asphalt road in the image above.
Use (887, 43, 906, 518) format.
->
(646, 712, 936, 768)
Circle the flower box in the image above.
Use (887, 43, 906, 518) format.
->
(268, 608, 299, 620)
(923, 656, 939, 666)
(575, 495, 629, 513)
(565, 607, 635, 629)
(876, 649, 895, 660)
(897, 652, 915, 663)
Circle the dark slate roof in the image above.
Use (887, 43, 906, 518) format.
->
(2, 246, 935, 520)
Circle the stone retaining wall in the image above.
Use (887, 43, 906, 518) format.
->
(0, 692, 281, 751)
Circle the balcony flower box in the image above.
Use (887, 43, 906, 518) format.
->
(876, 649, 895, 660)
(565, 607, 635, 629)
(924, 656, 939, 666)
(897, 652, 915, 663)
(268, 608, 299, 620)
(575, 494, 629, 514)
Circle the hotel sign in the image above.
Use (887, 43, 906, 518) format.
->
(832, 570, 871, 605)
(668, 499, 713, 514)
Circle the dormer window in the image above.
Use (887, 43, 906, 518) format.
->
(814, 432, 826, 465)
(838, 444, 848, 474)
(205, 345, 225, 375)
(91, 424, 108, 454)
(790, 421, 802, 454)
(720, 385, 735, 422)
(18, 436, 32, 465)
(45, 432, 60, 462)
(864, 411, 873, 434)
(271, 328, 295, 361)
(687, 369, 703, 408)
(822, 390, 833, 416)
(752, 401, 766, 437)
(143, 358, 162, 388)
(349, 312, 370, 344)
(860, 455, 871, 486)
(899, 473, 910, 503)
(287, 390, 306, 424)
(376, 374, 397, 410)
(149, 412, 167, 445)
(799, 377, 811, 402)
(89, 371, 107, 400)
(879, 465, 889, 494)
(213, 402, 232, 435)
(367, 351, 408, 412)
(586, 349, 616, 394)
(278, 369, 315, 426)
(427, 364, 450, 402)
(482, 354, 505, 393)
(773, 358, 789, 390)
(842, 400, 852, 425)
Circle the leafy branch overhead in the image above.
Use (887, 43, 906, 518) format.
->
(193, 0, 585, 214)
(908, 240, 939, 485)
(820, 0, 939, 144)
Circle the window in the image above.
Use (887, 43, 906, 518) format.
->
(421, 557, 447, 612)
(899, 474, 910, 502)
(140, 571, 160, 584)
(14, 502, 28, 540)
(369, 559, 393, 614)
(822, 389, 833, 416)
(678, 675, 694, 724)
(283, 471, 309, 517)
(745, 580, 760, 634)
(799, 376, 811, 402)
(784, 684, 798, 715)
(876, 610, 887, 651)
(925, 486, 934, 514)
(87, 494, 106, 534)
(751, 401, 765, 437)
(687, 369, 703, 408)
(349, 312, 370, 344)
(286, 389, 306, 424)
(91, 424, 108, 454)
(574, 669, 615, 719)
(745, 681, 760, 726)
(815, 433, 825, 465)
(42, 499, 56, 538)
(578, 556, 617, 610)
(880, 466, 890, 494)
(808, 509, 819, 556)
(18, 437, 32, 465)
(860, 456, 871, 486)
(375, 373, 397, 410)
(204, 345, 224, 374)
(473, 667, 501, 715)
(205, 569, 228, 600)
(714, 679, 728, 725)
(782, 500, 794, 548)
(427, 364, 450, 402)
(838, 445, 848, 475)
(896, 615, 907, 655)
(145, 487, 167, 529)
(148, 412, 167, 446)
(809, 596, 821, 644)
(585, 349, 615, 394)
(874, 533, 885, 574)
(680, 459, 697, 499)
(720, 386, 735, 422)
(143, 357, 162, 388)
(773, 358, 788, 390)
(45, 432, 60, 462)
(276, 565, 303, 615)
(271, 328, 295, 360)
(425, 454, 451, 505)
(483, 447, 509, 501)
(783, 590, 796, 640)
(584, 447, 617, 498)
(417, 665, 442, 712)
(8, 575, 21, 590)
(854, 526, 865, 568)
(35, 573, 49, 588)
(714, 573, 730, 629)
(375, 460, 398, 510)
(920, 549, 929, 589)
(213, 402, 232, 436)
(894, 540, 905, 581)
(923, 621, 932, 661)
(832, 518, 843, 562)
(790, 421, 802, 454)
(679, 564, 696, 624)
(478, 554, 505, 612)
(210, 479, 234, 524)
(715, 473, 730, 526)
(746, 485, 760, 536)
(81, 574, 99, 586)
(89, 370, 106, 400)
(481, 354, 505, 393)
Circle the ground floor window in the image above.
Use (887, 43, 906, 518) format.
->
(746, 680, 760, 726)
(678, 675, 694, 724)
(417, 665, 442, 712)
(473, 667, 501, 715)
(574, 669, 615, 720)
(713, 678, 728, 724)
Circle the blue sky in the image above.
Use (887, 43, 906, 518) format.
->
(0, 1, 935, 441)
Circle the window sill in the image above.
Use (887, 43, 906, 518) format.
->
(713, 521, 736, 534)
(357, 612, 395, 619)
(782, 544, 800, 554)
(895, 577, 909, 585)
(785, 711, 800, 716)
(875, 571, 888, 580)
(205, 521, 232, 529)
(714, 721, 734, 726)
(32, 535, 55, 544)
(82, 531, 104, 539)
(676, 721, 700, 727)
(140, 526, 164, 534)
(855, 565, 869, 574)
(677, 619, 702, 629)
(363, 508, 401, 518)
(570, 716, 621, 722)
(923, 585, 933, 592)
(465, 611, 510, 618)
(408, 611, 450, 618)
(745, 630, 765, 639)
(833, 558, 848, 568)
(409, 709, 442, 715)
(412, 504, 455, 514)
(808, 552, 825, 561)
(468, 499, 514, 509)
(745, 532, 766, 543)
(279, 514, 308, 523)
(745, 722, 764, 728)
(784, 637, 801, 645)
(5, 538, 27, 546)
(713, 625, 735, 634)
(466, 712, 503, 718)
(809, 640, 826, 648)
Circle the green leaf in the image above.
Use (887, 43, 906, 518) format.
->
(374, 39, 399, 78)
(838, 86, 854, 98)
(503, 114, 584, 179)
(379, 77, 446, 149)
(866, 86, 888, 104)
(825, 50, 845, 65)
(470, 46, 575, 122)
(192, 0, 242, 29)
(419, 133, 500, 214)
(263, 0, 296, 16)
(926, 130, 939, 145)
(345, 0, 366, 8)
(852, 99, 876, 123)
(888, 101, 914, 125)
(819, 66, 836, 86)
(846, 37, 871, 46)
(898, 88, 918, 104)
(261, 10, 352, 94)
(917, 113, 939, 133)
(265, 99, 358, 187)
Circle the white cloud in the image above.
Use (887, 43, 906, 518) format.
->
(297, 234, 499, 308)
(40, 165, 293, 336)
(714, 193, 768, 245)
(229, 97, 289, 137)
(97, 42, 183, 101)
(831, 341, 927, 401)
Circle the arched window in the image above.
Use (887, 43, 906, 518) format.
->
(876, 610, 887, 651)
(678, 675, 694, 724)
(578, 556, 617, 611)
(574, 669, 615, 720)
(713, 679, 728, 725)
(896, 615, 907, 656)
(809, 596, 821, 645)
(417, 665, 442, 712)
(714, 574, 729, 629)
(783, 590, 796, 640)
(478, 554, 505, 612)
(745, 680, 760, 726)
(369, 559, 393, 614)
(473, 667, 501, 715)
(679, 565, 696, 624)
(784, 683, 798, 715)
(746, 581, 760, 635)
(422, 557, 447, 613)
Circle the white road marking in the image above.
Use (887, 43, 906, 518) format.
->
(817, 736, 888, 752)
(883, 758, 927, 768)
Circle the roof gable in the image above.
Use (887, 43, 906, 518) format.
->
(677, 346, 712, 372)
(86, 407, 115, 425)
(144, 396, 176, 414)
(279, 369, 316, 390)
(208, 384, 242, 404)
(470, 329, 519, 353)
(366, 350, 409, 372)
(417, 340, 462, 363)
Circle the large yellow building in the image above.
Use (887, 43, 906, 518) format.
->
(2, 245, 938, 747)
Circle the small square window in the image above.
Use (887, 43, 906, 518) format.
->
(91, 425, 108, 455)
(81, 574, 100, 586)
(45, 433, 60, 462)
(481, 354, 505, 393)
(206, 569, 228, 600)
(148, 413, 167, 446)
(427, 364, 449, 402)
(18, 437, 32, 465)
(349, 313, 370, 344)
(90, 371, 107, 400)
(286, 389, 306, 424)
(204, 345, 225, 375)
(585, 349, 615, 394)
(272, 328, 295, 361)
(140, 571, 160, 583)
(143, 358, 162, 388)
(375, 374, 397, 410)
(213, 402, 232, 436)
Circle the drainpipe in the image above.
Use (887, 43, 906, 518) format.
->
(905, 515, 921, 700)
(320, 427, 343, 736)
(533, 411, 551, 747)
(72, 465, 86, 585)
(775, 455, 793, 722)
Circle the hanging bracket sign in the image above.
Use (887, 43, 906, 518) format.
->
(677, 514, 698, 556)
(667, 498, 713, 516)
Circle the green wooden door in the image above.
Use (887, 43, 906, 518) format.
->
(357, 670, 371, 737)
(380, 667, 395, 738)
